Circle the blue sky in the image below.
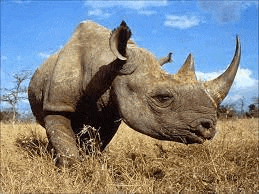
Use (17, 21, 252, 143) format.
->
(1, 0, 258, 113)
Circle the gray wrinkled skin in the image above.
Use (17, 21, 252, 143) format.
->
(28, 21, 240, 167)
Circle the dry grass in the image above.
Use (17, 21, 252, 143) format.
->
(1, 119, 258, 193)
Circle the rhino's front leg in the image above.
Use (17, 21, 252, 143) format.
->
(99, 125, 119, 151)
(44, 114, 80, 167)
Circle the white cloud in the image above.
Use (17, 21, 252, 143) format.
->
(224, 94, 243, 103)
(196, 68, 258, 89)
(84, 0, 167, 18)
(85, 0, 167, 10)
(198, 1, 258, 23)
(14, 0, 31, 4)
(1, 55, 7, 61)
(196, 70, 222, 81)
(196, 68, 258, 106)
(164, 15, 202, 29)
(38, 47, 62, 59)
(138, 10, 157, 16)
(38, 52, 51, 59)
(88, 9, 111, 18)
(233, 68, 258, 89)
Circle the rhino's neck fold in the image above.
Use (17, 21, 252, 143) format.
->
(82, 59, 123, 100)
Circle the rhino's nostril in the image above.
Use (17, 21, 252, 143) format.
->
(201, 121, 212, 129)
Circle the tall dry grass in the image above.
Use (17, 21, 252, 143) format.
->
(1, 119, 258, 193)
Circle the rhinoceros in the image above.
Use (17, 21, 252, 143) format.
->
(28, 21, 241, 167)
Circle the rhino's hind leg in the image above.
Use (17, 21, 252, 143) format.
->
(44, 114, 80, 168)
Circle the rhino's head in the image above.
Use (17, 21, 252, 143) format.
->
(110, 21, 241, 144)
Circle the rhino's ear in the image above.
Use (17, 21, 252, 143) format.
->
(159, 52, 173, 66)
(110, 21, 132, 61)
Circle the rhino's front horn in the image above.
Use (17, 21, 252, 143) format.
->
(205, 36, 241, 105)
(176, 53, 197, 81)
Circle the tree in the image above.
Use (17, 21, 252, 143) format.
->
(0, 70, 31, 121)
(248, 104, 256, 112)
(217, 103, 237, 119)
(239, 96, 245, 115)
(0, 110, 19, 122)
(246, 97, 259, 118)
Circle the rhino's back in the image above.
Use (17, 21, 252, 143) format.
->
(28, 21, 119, 124)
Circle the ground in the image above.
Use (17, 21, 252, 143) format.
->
(1, 119, 258, 193)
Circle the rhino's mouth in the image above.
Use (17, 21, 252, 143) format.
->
(185, 130, 206, 144)
(185, 126, 215, 144)
(158, 127, 206, 144)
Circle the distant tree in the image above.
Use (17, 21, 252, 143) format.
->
(239, 96, 245, 115)
(0, 110, 19, 122)
(217, 104, 237, 119)
(0, 70, 31, 122)
(248, 104, 257, 112)
(246, 97, 259, 118)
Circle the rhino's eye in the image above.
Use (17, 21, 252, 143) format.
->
(155, 95, 171, 103)
(153, 94, 174, 107)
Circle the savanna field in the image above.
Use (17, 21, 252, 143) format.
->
(1, 118, 258, 193)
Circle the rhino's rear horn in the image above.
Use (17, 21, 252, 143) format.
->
(205, 36, 241, 105)
(110, 21, 132, 61)
(176, 53, 197, 81)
